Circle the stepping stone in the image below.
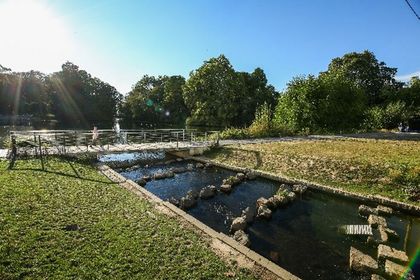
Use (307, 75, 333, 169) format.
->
(384, 227, 399, 240)
(349, 247, 378, 273)
(359, 205, 378, 216)
(220, 184, 232, 193)
(378, 226, 389, 243)
(368, 214, 387, 228)
(230, 216, 247, 232)
(385, 260, 407, 279)
(233, 230, 250, 247)
(377, 205, 393, 216)
(378, 244, 409, 264)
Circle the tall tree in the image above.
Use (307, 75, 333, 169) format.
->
(324, 50, 400, 106)
(183, 55, 240, 127)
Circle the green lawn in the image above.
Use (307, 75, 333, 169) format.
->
(206, 139, 420, 205)
(0, 157, 255, 280)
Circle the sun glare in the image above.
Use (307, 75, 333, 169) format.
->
(0, 0, 76, 72)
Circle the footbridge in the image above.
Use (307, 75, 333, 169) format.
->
(6, 129, 220, 158)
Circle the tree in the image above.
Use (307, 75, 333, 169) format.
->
(323, 50, 400, 106)
(48, 62, 121, 128)
(183, 55, 240, 127)
(274, 74, 367, 133)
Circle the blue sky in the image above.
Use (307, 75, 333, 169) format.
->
(1, 0, 419, 93)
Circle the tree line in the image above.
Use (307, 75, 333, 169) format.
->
(1, 51, 419, 134)
(0, 62, 121, 128)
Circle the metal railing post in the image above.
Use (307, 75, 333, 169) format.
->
(176, 132, 179, 148)
(38, 135, 44, 170)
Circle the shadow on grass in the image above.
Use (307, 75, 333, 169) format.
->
(7, 158, 115, 185)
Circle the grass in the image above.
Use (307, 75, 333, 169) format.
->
(0, 157, 255, 280)
(205, 138, 420, 205)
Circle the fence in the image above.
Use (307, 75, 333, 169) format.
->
(9, 129, 220, 157)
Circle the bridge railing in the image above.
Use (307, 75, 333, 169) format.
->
(9, 129, 220, 156)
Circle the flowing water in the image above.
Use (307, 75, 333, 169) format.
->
(107, 152, 420, 280)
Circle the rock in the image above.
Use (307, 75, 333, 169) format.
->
(187, 163, 194, 171)
(168, 197, 180, 206)
(278, 183, 292, 193)
(377, 205, 393, 216)
(378, 244, 409, 264)
(196, 162, 204, 169)
(220, 184, 232, 193)
(368, 215, 387, 228)
(359, 205, 379, 216)
(287, 191, 296, 201)
(292, 184, 308, 194)
(378, 226, 389, 243)
(257, 204, 272, 219)
(266, 196, 280, 209)
(384, 260, 406, 279)
(349, 247, 378, 274)
(256, 197, 269, 208)
(246, 171, 258, 180)
(274, 194, 289, 206)
(176, 158, 183, 162)
(187, 190, 199, 199)
(165, 159, 176, 165)
(233, 230, 250, 247)
(236, 172, 246, 181)
(199, 185, 217, 199)
(241, 207, 254, 223)
(223, 176, 241, 186)
(171, 167, 188, 174)
(384, 227, 399, 240)
(142, 175, 151, 181)
(136, 179, 147, 186)
(230, 216, 247, 232)
(204, 162, 213, 169)
(153, 171, 175, 180)
(371, 274, 386, 280)
(180, 193, 196, 209)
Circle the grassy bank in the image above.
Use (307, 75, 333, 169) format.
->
(205, 139, 420, 205)
(0, 157, 255, 279)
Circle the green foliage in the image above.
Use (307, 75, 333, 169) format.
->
(0, 62, 122, 128)
(182, 55, 277, 128)
(363, 101, 410, 130)
(219, 103, 292, 139)
(324, 50, 400, 106)
(121, 75, 188, 127)
(274, 74, 367, 133)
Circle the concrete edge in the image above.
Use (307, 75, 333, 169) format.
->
(188, 156, 420, 216)
(98, 164, 301, 280)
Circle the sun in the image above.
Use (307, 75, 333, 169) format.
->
(0, 0, 76, 72)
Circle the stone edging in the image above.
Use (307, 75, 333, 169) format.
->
(98, 164, 300, 280)
(188, 156, 420, 216)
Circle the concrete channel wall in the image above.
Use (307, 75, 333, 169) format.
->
(181, 154, 420, 217)
(98, 164, 300, 280)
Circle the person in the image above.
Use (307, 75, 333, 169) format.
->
(92, 126, 99, 145)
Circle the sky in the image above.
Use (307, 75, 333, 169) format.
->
(0, 0, 419, 94)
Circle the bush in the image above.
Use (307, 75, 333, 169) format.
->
(363, 101, 409, 130)
(218, 103, 294, 140)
